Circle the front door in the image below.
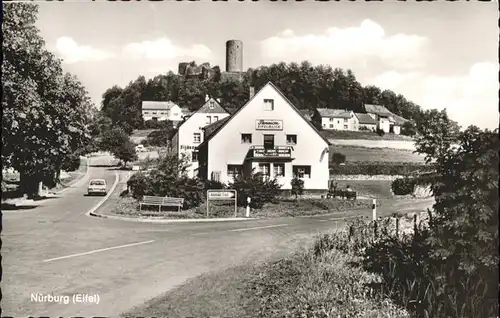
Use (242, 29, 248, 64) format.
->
(263, 134, 274, 150)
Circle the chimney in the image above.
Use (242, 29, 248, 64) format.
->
(249, 86, 255, 99)
(205, 94, 210, 102)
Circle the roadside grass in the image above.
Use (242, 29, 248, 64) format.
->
(336, 180, 394, 199)
(321, 130, 413, 141)
(121, 231, 409, 318)
(111, 196, 372, 219)
(330, 145, 425, 163)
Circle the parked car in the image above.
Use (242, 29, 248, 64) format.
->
(87, 179, 107, 196)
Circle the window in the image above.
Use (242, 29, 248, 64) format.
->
(263, 135, 274, 150)
(293, 165, 311, 179)
(329, 118, 334, 122)
(152, 112, 157, 115)
(227, 165, 243, 177)
(206, 116, 211, 124)
(274, 163, 285, 177)
(192, 151, 199, 162)
(344, 125, 348, 129)
(329, 124, 334, 129)
(344, 118, 348, 123)
(241, 133, 252, 143)
(264, 99, 274, 111)
(193, 133, 201, 143)
(209, 101, 215, 109)
(286, 134, 297, 145)
(258, 163, 270, 177)
(337, 120, 341, 124)
(214, 116, 219, 122)
(144, 111, 149, 114)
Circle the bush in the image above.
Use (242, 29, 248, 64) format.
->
(127, 172, 150, 200)
(376, 128, 386, 136)
(143, 120, 174, 130)
(290, 177, 304, 199)
(331, 162, 434, 176)
(143, 128, 175, 147)
(228, 171, 282, 209)
(391, 177, 416, 195)
(331, 152, 346, 164)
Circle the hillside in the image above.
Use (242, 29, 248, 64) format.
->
(320, 130, 413, 141)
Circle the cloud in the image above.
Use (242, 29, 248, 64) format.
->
(260, 19, 429, 70)
(366, 62, 499, 129)
(56, 37, 115, 63)
(122, 37, 212, 60)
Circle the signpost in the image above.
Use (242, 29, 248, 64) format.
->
(206, 189, 237, 217)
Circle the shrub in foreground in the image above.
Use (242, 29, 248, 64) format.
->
(228, 172, 282, 209)
(391, 177, 416, 195)
(243, 247, 409, 317)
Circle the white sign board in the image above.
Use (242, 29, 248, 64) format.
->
(255, 119, 283, 131)
(207, 191, 236, 200)
(206, 189, 237, 217)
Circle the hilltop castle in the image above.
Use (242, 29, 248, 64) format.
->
(177, 40, 244, 82)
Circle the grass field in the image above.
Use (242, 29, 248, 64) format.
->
(331, 145, 425, 163)
(320, 130, 413, 141)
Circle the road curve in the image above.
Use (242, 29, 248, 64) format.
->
(1, 155, 434, 317)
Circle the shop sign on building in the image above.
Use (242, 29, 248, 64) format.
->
(255, 119, 283, 131)
(180, 145, 197, 150)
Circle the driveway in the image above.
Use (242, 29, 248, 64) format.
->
(1, 155, 435, 317)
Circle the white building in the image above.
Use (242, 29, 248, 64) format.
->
(363, 104, 408, 134)
(170, 96, 230, 178)
(314, 108, 358, 131)
(142, 101, 183, 122)
(354, 113, 377, 131)
(197, 82, 331, 191)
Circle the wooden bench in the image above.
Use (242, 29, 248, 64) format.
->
(139, 196, 185, 212)
(326, 190, 357, 200)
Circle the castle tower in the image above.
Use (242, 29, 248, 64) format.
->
(225, 40, 243, 72)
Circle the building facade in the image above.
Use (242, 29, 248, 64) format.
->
(314, 109, 359, 131)
(142, 101, 183, 122)
(197, 82, 331, 191)
(362, 104, 408, 135)
(170, 96, 230, 178)
(354, 113, 377, 131)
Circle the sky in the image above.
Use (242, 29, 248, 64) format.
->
(36, 1, 499, 129)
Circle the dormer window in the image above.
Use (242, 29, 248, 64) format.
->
(209, 101, 215, 109)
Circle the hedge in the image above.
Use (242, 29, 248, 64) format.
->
(331, 162, 434, 176)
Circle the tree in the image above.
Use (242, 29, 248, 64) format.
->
(3, 3, 92, 197)
(114, 141, 138, 167)
(414, 109, 461, 164)
(99, 127, 130, 153)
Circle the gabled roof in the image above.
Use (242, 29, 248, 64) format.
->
(363, 104, 392, 116)
(175, 97, 229, 131)
(317, 108, 353, 119)
(196, 82, 331, 150)
(392, 114, 409, 125)
(299, 109, 314, 121)
(142, 101, 179, 110)
(202, 116, 231, 140)
(355, 113, 377, 124)
(198, 97, 229, 114)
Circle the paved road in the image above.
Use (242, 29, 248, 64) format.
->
(1, 155, 434, 317)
